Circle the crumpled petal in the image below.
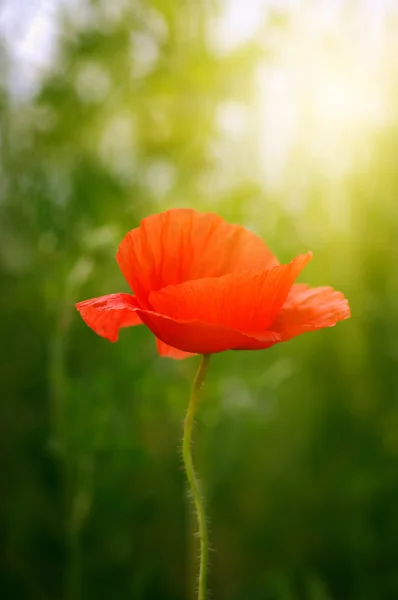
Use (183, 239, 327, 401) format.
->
(149, 253, 312, 333)
(76, 293, 142, 342)
(156, 339, 196, 360)
(272, 284, 351, 341)
(136, 308, 280, 354)
(116, 208, 279, 307)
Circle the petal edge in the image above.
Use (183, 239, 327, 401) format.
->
(76, 293, 142, 342)
(156, 339, 197, 360)
(272, 284, 350, 341)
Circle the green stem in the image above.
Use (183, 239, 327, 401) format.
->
(183, 354, 211, 600)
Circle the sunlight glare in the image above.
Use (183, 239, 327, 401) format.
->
(215, 0, 392, 188)
(255, 1, 390, 186)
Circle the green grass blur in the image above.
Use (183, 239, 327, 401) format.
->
(1, 2, 398, 599)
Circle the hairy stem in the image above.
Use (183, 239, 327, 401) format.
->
(182, 354, 211, 600)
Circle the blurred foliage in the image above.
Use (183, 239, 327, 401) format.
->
(1, 1, 398, 599)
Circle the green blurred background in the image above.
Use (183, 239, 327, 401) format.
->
(1, 1, 398, 599)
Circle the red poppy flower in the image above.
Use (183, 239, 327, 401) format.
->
(76, 209, 350, 359)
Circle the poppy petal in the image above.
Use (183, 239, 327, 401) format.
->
(76, 293, 142, 342)
(156, 339, 197, 360)
(136, 309, 280, 354)
(116, 208, 279, 307)
(272, 284, 351, 341)
(149, 253, 312, 333)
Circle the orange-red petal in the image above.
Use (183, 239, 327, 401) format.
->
(136, 309, 280, 354)
(76, 293, 142, 342)
(116, 208, 279, 307)
(156, 339, 197, 360)
(149, 253, 312, 333)
(272, 284, 351, 341)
